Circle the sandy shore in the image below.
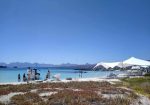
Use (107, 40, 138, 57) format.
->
(0, 77, 120, 85)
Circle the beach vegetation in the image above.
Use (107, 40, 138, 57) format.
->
(0, 81, 141, 105)
(0, 102, 4, 105)
(121, 77, 150, 98)
(110, 96, 131, 105)
(144, 73, 150, 76)
(11, 92, 42, 105)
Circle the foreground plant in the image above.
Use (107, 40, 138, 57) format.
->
(0, 81, 141, 105)
(11, 92, 43, 105)
(121, 77, 150, 98)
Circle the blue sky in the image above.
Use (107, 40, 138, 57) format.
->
(0, 0, 150, 64)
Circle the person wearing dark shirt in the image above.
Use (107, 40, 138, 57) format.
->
(23, 73, 27, 82)
(47, 70, 50, 79)
(18, 74, 21, 82)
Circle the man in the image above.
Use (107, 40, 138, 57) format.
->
(18, 74, 21, 82)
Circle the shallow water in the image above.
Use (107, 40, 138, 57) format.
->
(0, 68, 125, 83)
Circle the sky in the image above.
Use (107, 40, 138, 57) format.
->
(0, 0, 150, 64)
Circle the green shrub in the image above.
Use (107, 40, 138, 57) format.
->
(0, 102, 5, 105)
(144, 73, 150, 76)
(121, 77, 150, 97)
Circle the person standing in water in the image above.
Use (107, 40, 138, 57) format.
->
(47, 70, 50, 79)
(18, 74, 21, 82)
(27, 67, 31, 81)
(23, 73, 27, 82)
(46, 74, 48, 80)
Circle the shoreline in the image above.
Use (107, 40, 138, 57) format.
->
(0, 77, 121, 85)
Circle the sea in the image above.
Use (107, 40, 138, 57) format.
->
(0, 68, 125, 83)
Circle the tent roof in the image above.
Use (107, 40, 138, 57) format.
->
(123, 57, 150, 66)
(94, 57, 150, 69)
(94, 62, 121, 69)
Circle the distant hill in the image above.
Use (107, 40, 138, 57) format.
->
(0, 62, 96, 70)
(0, 63, 7, 66)
(0, 62, 56, 68)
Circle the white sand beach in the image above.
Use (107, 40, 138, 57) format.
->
(0, 77, 120, 85)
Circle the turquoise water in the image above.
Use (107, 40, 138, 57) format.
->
(0, 68, 125, 83)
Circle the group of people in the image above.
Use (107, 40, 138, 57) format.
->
(18, 68, 51, 82)
(18, 73, 27, 82)
(27, 68, 40, 81)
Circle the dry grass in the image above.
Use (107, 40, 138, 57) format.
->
(47, 89, 133, 105)
(11, 92, 43, 105)
(0, 81, 139, 105)
(0, 84, 35, 95)
(10, 89, 132, 105)
(0, 81, 111, 95)
(47, 89, 103, 105)
(110, 96, 131, 105)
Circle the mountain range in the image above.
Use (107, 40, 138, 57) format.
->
(0, 62, 96, 70)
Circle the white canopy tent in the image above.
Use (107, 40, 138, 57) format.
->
(94, 62, 121, 69)
(122, 57, 150, 67)
(93, 57, 150, 70)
